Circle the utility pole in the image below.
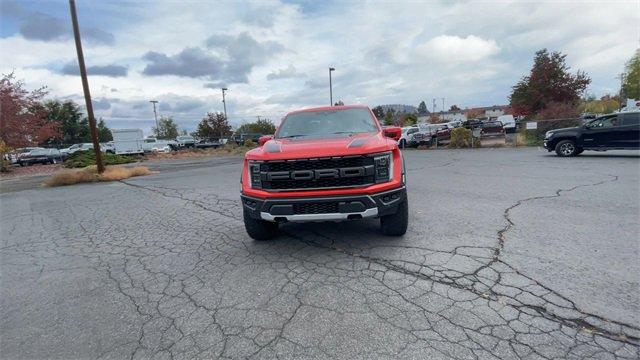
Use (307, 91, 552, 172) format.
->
(149, 100, 159, 137)
(69, 0, 104, 173)
(329, 67, 335, 106)
(221, 88, 228, 120)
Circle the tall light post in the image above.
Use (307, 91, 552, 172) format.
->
(149, 100, 159, 136)
(221, 87, 228, 120)
(329, 67, 335, 106)
(69, 0, 104, 173)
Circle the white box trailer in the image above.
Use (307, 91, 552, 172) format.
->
(111, 129, 144, 155)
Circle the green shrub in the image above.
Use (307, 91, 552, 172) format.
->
(516, 130, 543, 146)
(244, 139, 256, 148)
(449, 128, 475, 148)
(64, 150, 135, 168)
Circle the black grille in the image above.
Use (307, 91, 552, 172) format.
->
(261, 156, 373, 172)
(293, 202, 339, 214)
(260, 156, 375, 191)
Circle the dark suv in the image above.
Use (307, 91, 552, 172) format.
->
(544, 112, 640, 156)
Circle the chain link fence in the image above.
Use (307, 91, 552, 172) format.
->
(510, 118, 583, 147)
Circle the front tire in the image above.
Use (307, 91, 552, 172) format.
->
(555, 140, 577, 157)
(380, 199, 408, 236)
(243, 209, 278, 240)
(399, 139, 406, 149)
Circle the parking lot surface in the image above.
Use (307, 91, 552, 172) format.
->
(1, 148, 639, 359)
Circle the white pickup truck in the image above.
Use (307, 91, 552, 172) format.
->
(142, 138, 177, 153)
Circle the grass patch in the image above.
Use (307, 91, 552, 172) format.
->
(65, 150, 136, 168)
(43, 165, 151, 187)
(516, 130, 544, 146)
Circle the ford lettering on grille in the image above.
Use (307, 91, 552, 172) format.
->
(265, 166, 372, 181)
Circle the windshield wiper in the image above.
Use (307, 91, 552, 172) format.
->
(278, 134, 306, 139)
(331, 131, 356, 136)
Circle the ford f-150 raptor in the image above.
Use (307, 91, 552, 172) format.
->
(240, 105, 408, 240)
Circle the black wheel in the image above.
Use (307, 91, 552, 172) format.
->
(555, 140, 577, 157)
(243, 209, 278, 240)
(380, 199, 408, 236)
(399, 139, 406, 149)
(18, 161, 24, 167)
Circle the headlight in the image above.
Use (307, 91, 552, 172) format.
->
(545, 131, 553, 139)
(248, 161, 262, 189)
(374, 153, 392, 183)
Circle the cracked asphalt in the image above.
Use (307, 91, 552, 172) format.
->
(1, 148, 639, 359)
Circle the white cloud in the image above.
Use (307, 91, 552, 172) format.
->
(416, 35, 500, 63)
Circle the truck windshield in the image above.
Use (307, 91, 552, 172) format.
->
(276, 108, 378, 139)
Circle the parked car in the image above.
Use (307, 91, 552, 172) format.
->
(18, 148, 64, 166)
(60, 143, 94, 155)
(398, 126, 419, 148)
(497, 115, 516, 133)
(234, 133, 262, 145)
(176, 135, 196, 148)
(101, 142, 115, 154)
(195, 138, 222, 149)
(480, 121, 506, 138)
(435, 125, 452, 144)
(544, 111, 640, 156)
(8, 147, 42, 164)
(142, 138, 177, 153)
(463, 119, 484, 129)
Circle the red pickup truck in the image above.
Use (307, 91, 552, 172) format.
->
(240, 105, 408, 240)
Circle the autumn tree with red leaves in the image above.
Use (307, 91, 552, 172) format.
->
(509, 49, 590, 118)
(0, 73, 60, 148)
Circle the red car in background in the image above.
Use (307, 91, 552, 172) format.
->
(480, 121, 506, 138)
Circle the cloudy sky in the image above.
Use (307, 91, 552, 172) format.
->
(1, 0, 638, 134)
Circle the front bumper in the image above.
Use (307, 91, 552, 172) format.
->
(241, 186, 407, 222)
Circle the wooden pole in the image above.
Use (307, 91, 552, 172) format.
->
(69, 0, 104, 173)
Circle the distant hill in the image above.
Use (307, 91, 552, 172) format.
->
(377, 104, 419, 114)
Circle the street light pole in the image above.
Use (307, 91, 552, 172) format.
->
(150, 100, 159, 137)
(69, 0, 104, 173)
(221, 88, 228, 120)
(329, 67, 335, 106)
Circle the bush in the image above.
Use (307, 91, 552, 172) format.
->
(43, 165, 151, 187)
(449, 128, 475, 148)
(64, 150, 135, 168)
(244, 139, 256, 148)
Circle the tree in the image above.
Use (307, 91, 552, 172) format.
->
(417, 101, 428, 115)
(509, 49, 590, 117)
(196, 112, 231, 139)
(97, 118, 112, 142)
(43, 100, 88, 145)
(449, 105, 461, 111)
(153, 116, 179, 139)
(383, 110, 395, 126)
(236, 118, 276, 135)
(623, 49, 640, 100)
(372, 106, 385, 119)
(578, 95, 620, 115)
(0, 72, 59, 148)
(334, 100, 344, 106)
(402, 113, 418, 126)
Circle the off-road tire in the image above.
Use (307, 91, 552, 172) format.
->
(380, 199, 408, 236)
(243, 208, 278, 240)
(555, 140, 577, 157)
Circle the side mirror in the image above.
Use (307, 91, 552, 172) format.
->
(383, 126, 402, 141)
(258, 135, 274, 146)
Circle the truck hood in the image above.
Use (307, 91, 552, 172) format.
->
(549, 126, 581, 134)
(245, 132, 396, 160)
